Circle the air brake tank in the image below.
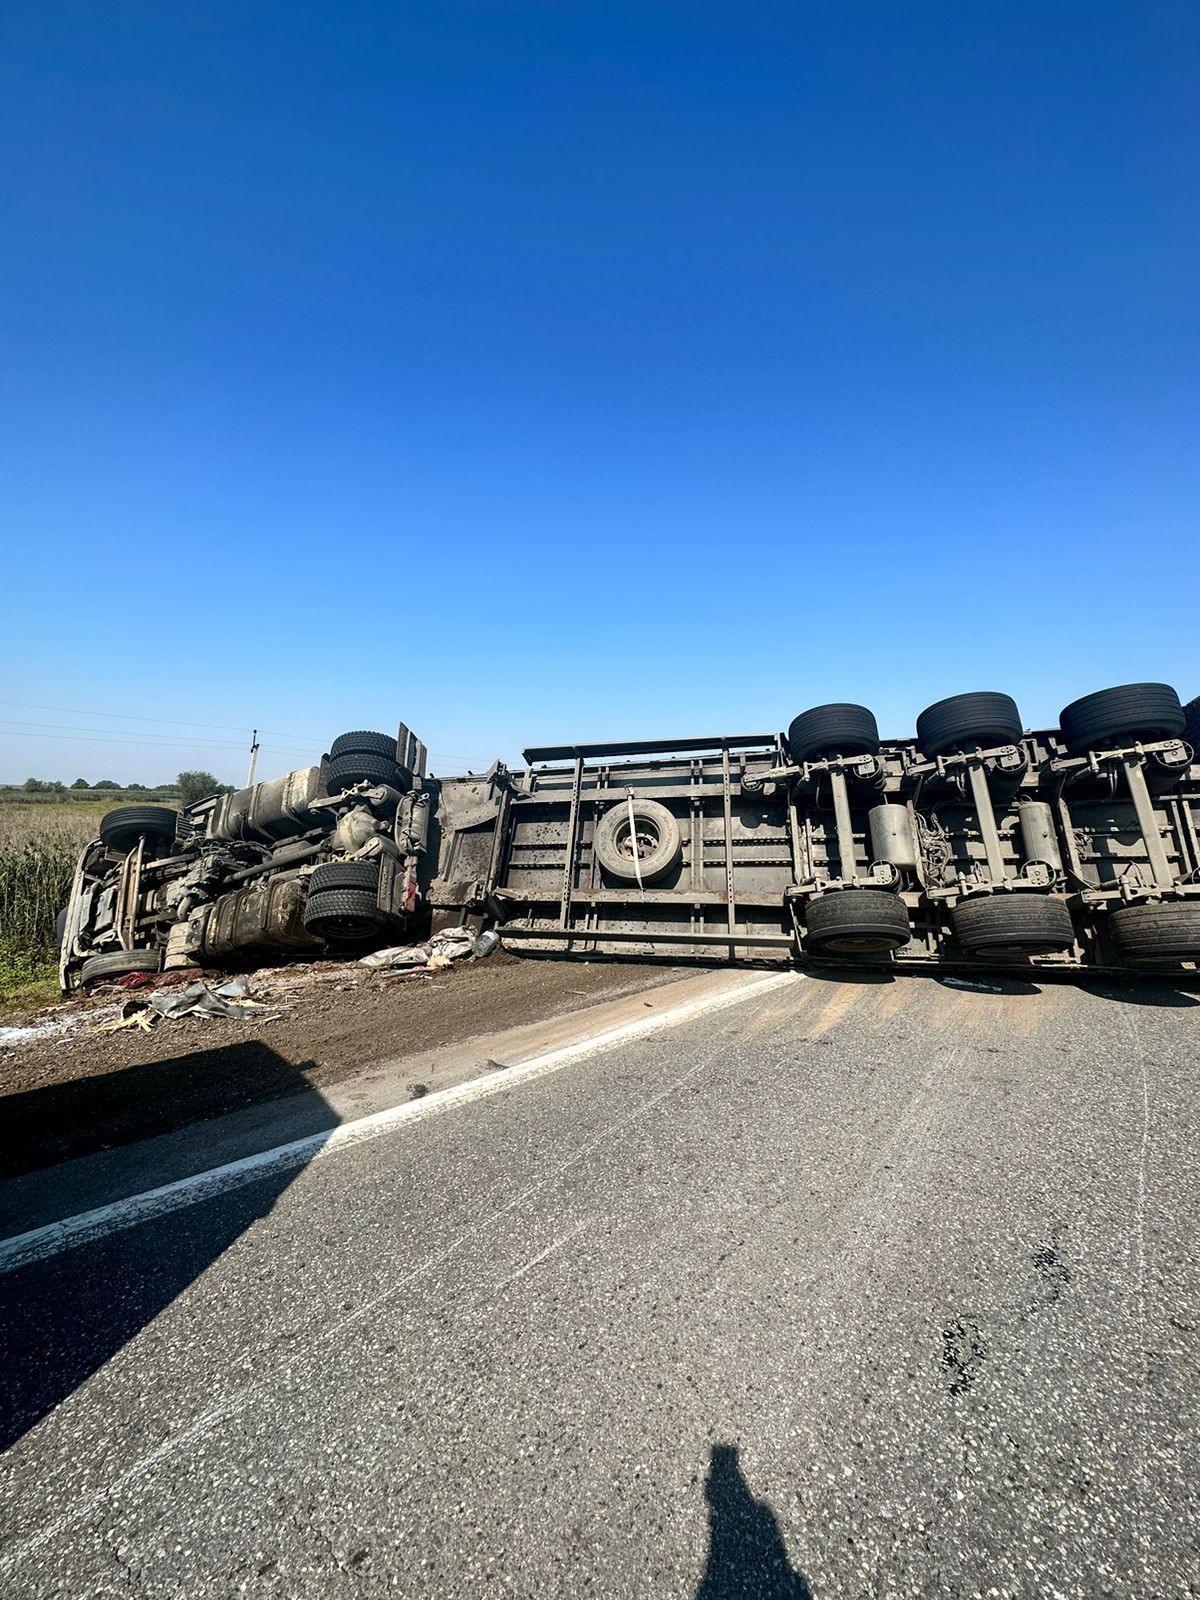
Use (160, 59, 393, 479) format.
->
(868, 804, 917, 871)
(1018, 801, 1063, 872)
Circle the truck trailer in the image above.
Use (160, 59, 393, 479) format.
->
(59, 683, 1200, 989)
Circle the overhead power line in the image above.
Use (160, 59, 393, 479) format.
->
(0, 699, 321, 742)
(0, 726, 313, 760)
(0, 718, 314, 758)
(0, 700, 495, 767)
(1, 724, 488, 766)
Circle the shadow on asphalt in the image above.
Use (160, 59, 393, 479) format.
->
(806, 966, 1200, 1005)
(1080, 978, 1200, 1009)
(0, 1040, 337, 1452)
(802, 965, 1044, 995)
(1, 1037, 326, 1182)
(695, 1443, 813, 1599)
(801, 965, 896, 986)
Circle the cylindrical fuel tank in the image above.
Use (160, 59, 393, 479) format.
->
(207, 766, 326, 843)
(1018, 801, 1063, 872)
(868, 804, 917, 871)
(189, 876, 321, 961)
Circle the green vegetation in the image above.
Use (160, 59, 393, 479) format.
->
(0, 784, 180, 806)
(177, 770, 234, 806)
(0, 796, 179, 1009)
(0, 808, 88, 1007)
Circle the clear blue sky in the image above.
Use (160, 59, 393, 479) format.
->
(2, 2, 1197, 784)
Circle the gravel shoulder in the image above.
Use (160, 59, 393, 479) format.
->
(0, 952, 686, 1179)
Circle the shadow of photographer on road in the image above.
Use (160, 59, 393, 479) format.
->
(695, 1442, 813, 1599)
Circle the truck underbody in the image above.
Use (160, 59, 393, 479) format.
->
(60, 684, 1200, 989)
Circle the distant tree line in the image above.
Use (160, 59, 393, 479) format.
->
(9, 771, 235, 804)
(19, 778, 140, 793)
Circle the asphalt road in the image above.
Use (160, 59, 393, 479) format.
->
(2, 969, 1198, 1598)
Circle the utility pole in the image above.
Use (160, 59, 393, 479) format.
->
(245, 728, 260, 788)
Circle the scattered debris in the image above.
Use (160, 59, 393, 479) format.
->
(1, 1003, 120, 1051)
(939, 976, 1005, 994)
(97, 976, 293, 1032)
(429, 928, 474, 962)
(358, 927, 500, 974)
(0, 1023, 49, 1049)
(359, 945, 431, 970)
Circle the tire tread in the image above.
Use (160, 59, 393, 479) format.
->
(1059, 684, 1185, 753)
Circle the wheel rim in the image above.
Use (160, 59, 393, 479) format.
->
(613, 818, 660, 865)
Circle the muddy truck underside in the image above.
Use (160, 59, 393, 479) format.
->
(61, 683, 1200, 989)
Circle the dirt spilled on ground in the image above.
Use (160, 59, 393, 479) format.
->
(1, 953, 685, 1179)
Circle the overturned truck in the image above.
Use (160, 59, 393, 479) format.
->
(61, 684, 1200, 989)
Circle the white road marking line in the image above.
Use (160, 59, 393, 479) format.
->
(0, 995, 787, 1573)
(0, 971, 798, 1276)
(495, 1221, 588, 1291)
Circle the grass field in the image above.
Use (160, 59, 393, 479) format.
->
(0, 793, 178, 1008)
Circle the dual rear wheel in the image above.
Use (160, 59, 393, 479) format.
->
(1107, 902, 1200, 964)
(785, 704, 910, 956)
(1058, 683, 1186, 753)
(303, 859, 389, 941)
(950, 895, 1075, 957)
(325, 730, 410, 794)
(802, 888, 910, 955)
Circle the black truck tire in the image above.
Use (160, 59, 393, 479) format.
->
(916, 693, 1023, 759)
(303, 887, 389, 940)
(326, 750, 407, 794)
(329, 730, 399, 762)
(950, 894, 1075, 955)
(803, 889, 910, 954)
(1184, 695, 1200, 756)
(99, 805, 179, 855)
(1058, 684, 1185, 753)
(787, 704, 880, 764)
(1108, 902, 1200, 963)
(308, 860, 381, 895)
(593, 799, 682, 884)
(80, 948, 164, 985)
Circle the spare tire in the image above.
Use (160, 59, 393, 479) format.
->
(329, 730, 399, 762)
(916, 693, 1023, 759)
(950, 894, 1075, 956)
(308, 860, 381, 895)
(326, 750, 406, 794)
(1059, 684, 1185, 753)
(593, 799, 682, 885)
(787, 704, 880, 765)
(99, 805, 179, 855)
(1109, 901, 1200, 963)
(303, 887, 388, 941)
(80, 948, 163, 985)
(803, 889, 910, 954)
